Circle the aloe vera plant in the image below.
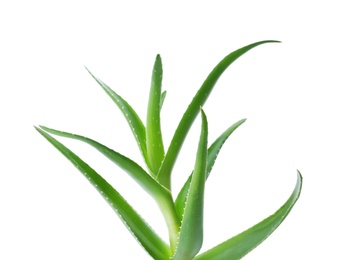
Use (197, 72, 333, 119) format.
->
(35, 40, 302, 259)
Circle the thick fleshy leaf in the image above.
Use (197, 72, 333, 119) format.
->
(35, 126, 170, 259)
(146, 54, 165, 174)
(195, 171, 302, 260)
(175, 118, 246, 221)
(85, 68, 151, 172)
(39, 125, 180, 252)
(172, 110, 208, 260)
(157, 40, 279, 189)
(39, 125, 169, 200)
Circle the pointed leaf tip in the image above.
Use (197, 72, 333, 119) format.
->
(85, 69, 150, 172)
(195, 170, 302, 260)
(157, 40, 278, 189)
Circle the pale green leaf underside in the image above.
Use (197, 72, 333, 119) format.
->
(85, 68, 151, 172)
(175, 118, 246, 221)
(172, 110, 208, 260)
(157, 40, 280, 189)
(34, 127, 170, 259)
(195, 171, 302, 260)
(146, 54, 165, 174)
(39, 125, 169, 200)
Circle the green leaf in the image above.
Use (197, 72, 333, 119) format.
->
(85, 68, 151, 173)
(172, 110, 208, 260)
(39, 125, 169, 200)
(34, 126, 171, 260)
(175, 118, 246, 221)
(146, 54, 165, 175)
(157, 40, 280, 189)
(195, 171, 303, 260)
(39, 125, 180, 251)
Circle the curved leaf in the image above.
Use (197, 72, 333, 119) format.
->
(146, 54, 165, 174)
(35, 126, 171, 260)
(195, 171, 302, 260)
(172, 110, 208, 260)
(157, 40, 280, 189)
(39, 125, 169, 200)
(85, 68, 151, 172)
(175, 118, 246, 221)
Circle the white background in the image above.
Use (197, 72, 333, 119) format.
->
(1, 1, 336, 259)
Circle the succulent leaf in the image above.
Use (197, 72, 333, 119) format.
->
(39, 125, 169, 200)
(35, 126, 171, 259)
(194, 171, 303, 260)
(157, 40, 280, 189)
(172, 110, 208, 260)
(175, 118, 246, 221)
(146, 54, 165, 175)
(85, 68, 151, 173)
